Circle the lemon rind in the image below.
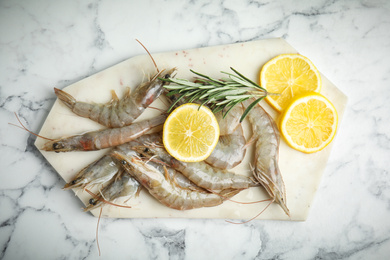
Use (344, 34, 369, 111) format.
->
(163, 103, 220, 162)
(261, 53, 322, 113)
(280, 93, 338, 154)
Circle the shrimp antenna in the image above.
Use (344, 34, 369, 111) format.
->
(225, 198, 274, 225)
(226, 197, 272, 205)
(9, 112, 55, 141)
(242, 135, 256, 150)
(132, 155, 169, 167)
(145, 154, 158, 164)
(148, 106, 168, 114)
(158, 95, 171, 109)
(207, 189, 271, 205)
(136, 39, 159, 73)
(97, 208, 102, 256)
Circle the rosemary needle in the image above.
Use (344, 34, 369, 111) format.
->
(160, 67, 271, 122)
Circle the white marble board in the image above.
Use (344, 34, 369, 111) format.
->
(34, 38, 347, 221)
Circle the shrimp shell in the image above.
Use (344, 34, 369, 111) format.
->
(63, 154, 121, 190)
(214, 104, 243, 135)
(112, 151, 241, 210)
(151, 160, 206, 192)
(205, 124, 246, 170)
(42, 115, 166, 152)
(244, 100, 290, 216)
(55, 68, 176, 128)
(171, 159, 256, 191)
(132, 144, 257, 191)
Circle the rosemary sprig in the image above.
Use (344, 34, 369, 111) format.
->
(161, 67, 270, 122)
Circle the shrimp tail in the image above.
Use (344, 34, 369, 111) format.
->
(279, 199, 290, 217)
(54, 87, 76, 110)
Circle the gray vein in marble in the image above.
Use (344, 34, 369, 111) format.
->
(88, 1, 108, 49)
(314, 236, 389, 260)
(251, 224, 271, 259)
(1, 0, 390, 259)
(141, 229, 186, 260)
(1, 188, 94, 259)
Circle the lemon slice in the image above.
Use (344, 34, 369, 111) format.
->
(279, 93, 338, 153)
(163, 103, 220, 162)
(261, 54, 321, 112)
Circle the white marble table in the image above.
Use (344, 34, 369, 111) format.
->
(1, 0, 389, 259)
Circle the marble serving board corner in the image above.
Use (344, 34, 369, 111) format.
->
(35, 38, 347, 221)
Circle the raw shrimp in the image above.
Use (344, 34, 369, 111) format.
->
(41, 114, 166, 152)
(112, 151, 241, 210)
(132, 143, 257, 191)
(150, 159, 206, 192)
(171, 158, 256, 191)
(214, 104, 243, 136)
(244, 100, 290, 216)
(205, 124, 246, 170)
(63, 133, 162, 190)
(84, 172, 141, 212)
(63, 154, 123, 190)
(55, 68, 176, 128)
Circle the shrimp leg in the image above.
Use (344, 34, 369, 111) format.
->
(41, 115, 166, 152)
(55, 68, 176, 128)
